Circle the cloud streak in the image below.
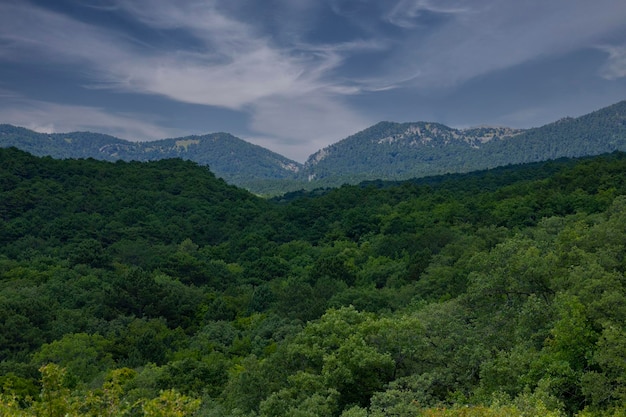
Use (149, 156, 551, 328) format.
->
(0, 0, 625, 161)
(0, 0, 373, 157)
(599, 44, 626, 80)
(0, 96, 179, 141)
(249, 92, 369, 161)
(0, 0, 388, 105)
(381, 0, 626, 89)
(0, 1, 316, 108)
(385, 0, 471, 29)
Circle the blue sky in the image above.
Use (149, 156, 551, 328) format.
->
(1, 0, 626, 162)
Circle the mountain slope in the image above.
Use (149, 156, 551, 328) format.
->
(0, 125, 130, 159)
(302, 122, 522, 184)
(480, 100, 626, 165)
(0, 126, 301, 192)
(2, 100, 626, 194)
(302, 100, 626, 187)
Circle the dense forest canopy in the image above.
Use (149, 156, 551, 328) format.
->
(1, 147, 626, 416)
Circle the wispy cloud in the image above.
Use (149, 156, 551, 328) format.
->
(249, 93, 369, 161)
(0, 1, 311, 108)
(0, 97, 178, 141)
(0, 0, 625, 159)
(378, 0, 626, 89)
(599, 44, 626, 80)
(385, 0, 472, 29)
(0, 3, 119, 64)
(0, 0, 373, 155)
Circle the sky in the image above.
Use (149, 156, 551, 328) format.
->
(1, 1, 626, 162)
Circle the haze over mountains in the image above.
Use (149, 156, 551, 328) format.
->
(1, 100, 626, 194)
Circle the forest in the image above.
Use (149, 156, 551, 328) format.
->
(1, 147, 626, 416)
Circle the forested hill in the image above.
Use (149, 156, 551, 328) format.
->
(3, 147, 626, 416)
(302, 100, 626, 187)
(301, 122, 523, 183)
(2, 100, 626, 195)
(480, 99, 626, 165)
(0, 125, 301, 193)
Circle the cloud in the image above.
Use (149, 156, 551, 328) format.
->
(107, 0, 386, 104)
(599, 44, 626, 80)
(0, 0, 382, 160)
(0, 3, 120, 65)
(378, 0, 626, 89)
(114, 49, 308, 109)
(3, 0, 626, 102)
(385, 0, 471, 28)
(0, 97, 178, 141)
(249, 93, 369, 162)
(0, 1, 351, 109)
(1, 0, 625, 159)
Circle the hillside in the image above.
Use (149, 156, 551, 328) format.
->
(0, 124, 130, 159)
(2, 100, 626, 195)
(302, 122, 523, 184)
(302, 100, 626, 187)
(481, 100, 626, 165)
(2, 148, 626, 415)
(0, 125, 301, 192)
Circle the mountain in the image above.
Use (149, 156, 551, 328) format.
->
(0, 125, 130, 158)
(479, 100, 626, 165)
(301, 122, 523, 185)
(302, 100, 626, 187)
(2, 100, 626, 194)
(0, 125, 301, 193)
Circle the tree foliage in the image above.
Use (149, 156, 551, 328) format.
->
(2, 148, 626, 415)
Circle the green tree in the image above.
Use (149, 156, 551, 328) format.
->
(142, 389, 201, 417)
(32, 333, 115, 385)
(33, 364, 76, 417)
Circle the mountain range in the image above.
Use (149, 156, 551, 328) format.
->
(2, 100, 626, 194)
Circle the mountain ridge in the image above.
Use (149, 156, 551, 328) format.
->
(0, 126, 301, 191)
(301, 121, 525, 183)
(300, 100, 626, 187)
(2, 99, 626, 194)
